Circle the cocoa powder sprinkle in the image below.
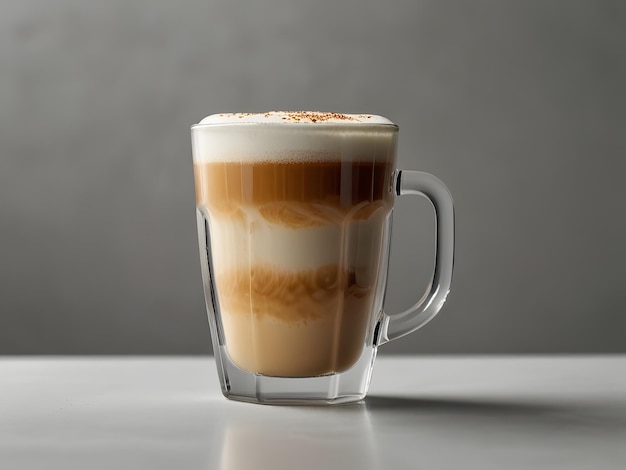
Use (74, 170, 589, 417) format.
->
(222, 111, 360, 123)
(274, 111, 357, 123)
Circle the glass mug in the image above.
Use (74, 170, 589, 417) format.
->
(191, 111, 454, 404)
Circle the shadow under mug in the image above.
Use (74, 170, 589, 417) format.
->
(191, 113, 454, 404)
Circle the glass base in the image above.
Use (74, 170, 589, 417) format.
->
(212, 345, 378, 405)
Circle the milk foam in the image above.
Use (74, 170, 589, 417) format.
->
(191, 111, 398, 163)
(199, 111, 395, 125)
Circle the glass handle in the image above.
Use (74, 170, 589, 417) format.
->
(378, 170, 455, 345)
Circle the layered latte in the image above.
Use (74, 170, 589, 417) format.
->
(192, 112, 398, 377)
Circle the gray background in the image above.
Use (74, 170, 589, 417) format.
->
(1, 0, 624, 355)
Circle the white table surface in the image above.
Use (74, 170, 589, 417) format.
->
(1, 356, 625, 469)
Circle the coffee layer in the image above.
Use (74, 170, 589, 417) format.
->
(195, 161, 394, 209)
(216, 264, 376, 376)
(217, 265, 368, 322)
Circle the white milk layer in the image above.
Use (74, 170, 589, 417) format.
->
(207, 205, 390, 286)
(191, 111, 398, 163)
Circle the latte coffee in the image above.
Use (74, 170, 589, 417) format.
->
(193, 112, 398, 377)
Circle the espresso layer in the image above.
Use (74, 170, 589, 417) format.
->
(195, 160, 394, 212)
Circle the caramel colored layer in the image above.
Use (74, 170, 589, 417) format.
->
(256, 200, 388, 228)
(217, 264, 376, 377)
(258, 202, 342, 228)
(194, 160, 394, 223)
(217, 264, 369, 323)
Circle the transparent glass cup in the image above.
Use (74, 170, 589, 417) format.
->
(191, 113, 454, 404)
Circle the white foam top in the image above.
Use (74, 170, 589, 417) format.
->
(192, 112, 398, 163)
(198, 111, 395, 126)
